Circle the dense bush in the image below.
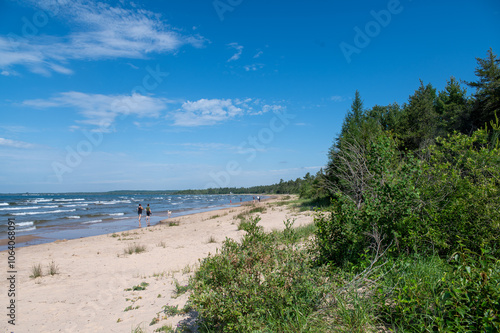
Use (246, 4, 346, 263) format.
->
(315, 128, 500, 267)
(377, 250, 500, 332)
(416, 129, 500, 255)
(189, 217, 326, 332)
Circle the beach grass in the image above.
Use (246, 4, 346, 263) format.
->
(30, 263, 43, 278)
(153, 324, 174, 332)
(131, 324, 147, 333)
(47, 261, 59, 275)
(124, 305, 140, 312)
(182, 264, 195, 274)
(124, 243, 146, 255)
(162, 304, 180, 316)
(172, 279, 190, 298)
(125, 282, 149, 291)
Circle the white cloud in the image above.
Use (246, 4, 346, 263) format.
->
(173, 99, 243, 126)
(245, 103, 283, 116)
(0, 0, 206, 75)
(171, 98, 285, 121)
(227, 42, 243, 62)
(0, 138, 36, 149)
(23, 91, 168, 127)
(330, 95, 346, 102)
(253, 50, 263, 58)
(243, 63, 264, 71)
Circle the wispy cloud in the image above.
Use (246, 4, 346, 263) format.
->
(171, 98, 285, 126)
(244, 63, 264, 71)
(330, 95, 346, 102)
(0, 137, 36, 149)
(0, 0, 206, 75)
(227, 42, 243, 62)
(253, 50, 263, 58)
(23, 91, 168, 127)
(173, 99, 243, 126)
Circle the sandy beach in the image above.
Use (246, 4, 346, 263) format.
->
(1, 195, 314, 332)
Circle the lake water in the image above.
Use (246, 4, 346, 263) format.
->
(0, 193, 257, 250)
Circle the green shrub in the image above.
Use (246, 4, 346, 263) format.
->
(376, 255, 450, 331)
(315, 129, 500, 268)
(125, 282, 149, 291)
(377, 250, 500, 332)
(162, 304, 179, 316)
(172, 279, 190, 298)
(433, 248, 500, 332)
(190, 216, 325, 332)
(416, 129, 500, 256)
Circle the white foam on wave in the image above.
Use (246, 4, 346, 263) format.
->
(17, 226, 36, 232)
(10, 209, 76, 216)
(0, 206, 41, 211)
(16, 221, 34, 227)
(82, 200, 131, 205)
(63, 203, 89, 207)
(108, 213, 124, 216)
(66, 216, 81, 219)
(54, 198, 85, 202)
(105, 200, 131, 205)
(82, 219, 103, 224)
(28, 198, 52, 204)
(0, 203, 8, 206)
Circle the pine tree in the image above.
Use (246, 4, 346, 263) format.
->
(435, 77, 470, 134)
(467, 48, 500, 129)
(400, 80, 438, 150)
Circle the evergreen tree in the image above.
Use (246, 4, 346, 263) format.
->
(435, 77, 470, 134)
(466, 48, 500, 129)
(325, 91, 384, 206)
(367, 103, 403, 132)
(338, 90, 364, 142)
(399, 80, 438, 150)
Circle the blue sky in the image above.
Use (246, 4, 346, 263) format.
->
(0, 0, 499, 193)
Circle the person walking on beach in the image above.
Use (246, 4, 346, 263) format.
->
(145, 204, 152, 227)
(137, 204, 143, 227)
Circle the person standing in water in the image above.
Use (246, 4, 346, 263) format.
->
(145, 204, 152, 227)
(137, 204, 143, 227)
